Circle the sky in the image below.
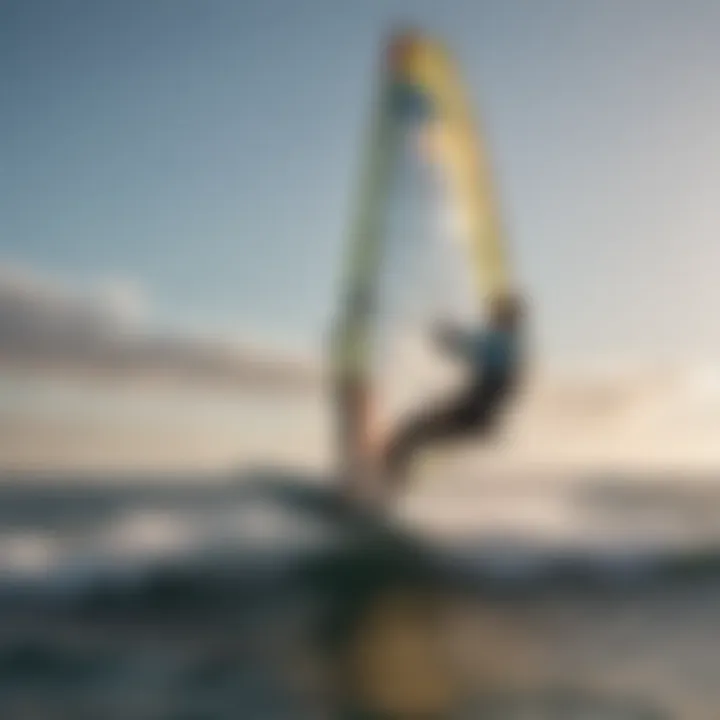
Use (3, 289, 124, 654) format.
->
(2, 0, 720, 366)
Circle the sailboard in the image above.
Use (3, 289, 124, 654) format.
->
(331, 30, 514, 493)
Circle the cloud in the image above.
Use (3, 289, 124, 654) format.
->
(0, 264, 318, 388)
(90, 278, 148, 326)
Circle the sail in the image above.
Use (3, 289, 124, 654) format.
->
(332, 30, 513, 468)
(387, 32, 511, 300)
(331, 65, 398, 382)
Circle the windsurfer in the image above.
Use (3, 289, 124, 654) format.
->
(380, 293, 525, 491)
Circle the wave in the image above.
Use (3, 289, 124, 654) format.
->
(0, 470, 719, 616)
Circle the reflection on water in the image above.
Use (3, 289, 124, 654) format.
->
(0, 469, 719, 718)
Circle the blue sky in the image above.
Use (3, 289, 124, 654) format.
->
(3, 0, 720, 365)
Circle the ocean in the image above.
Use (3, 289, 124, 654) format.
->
(1, 466, 720, 718)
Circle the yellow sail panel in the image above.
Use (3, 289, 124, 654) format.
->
(388, 33, 511, 301)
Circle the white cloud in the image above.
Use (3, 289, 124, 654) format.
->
(90, 278, 148, 327)
(0, 262, 317, 388)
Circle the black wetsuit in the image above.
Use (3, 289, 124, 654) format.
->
(383, 325, 520, 482)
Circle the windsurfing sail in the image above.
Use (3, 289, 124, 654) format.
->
(331, 30, 514, 478)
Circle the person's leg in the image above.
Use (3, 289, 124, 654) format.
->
(382, 374, 513, 494)
(382, 392, 478, 490)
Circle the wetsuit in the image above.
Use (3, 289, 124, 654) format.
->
(383, 323, 521, 482)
